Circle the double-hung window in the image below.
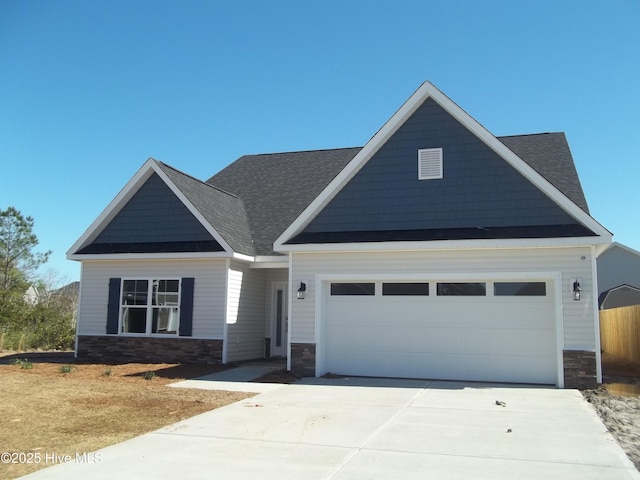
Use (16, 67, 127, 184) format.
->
(120, 279, 181, 335)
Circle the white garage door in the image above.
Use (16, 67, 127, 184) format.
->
(323, 280, 557, 384)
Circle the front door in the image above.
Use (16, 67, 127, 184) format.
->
(270, 282, 288, 357)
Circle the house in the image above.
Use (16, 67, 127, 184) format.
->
(67, 82, 612, 388)
(23, 285, 41, 305)
(597, 242, 640, 309)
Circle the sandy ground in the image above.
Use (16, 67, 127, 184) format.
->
(582, 375, 640, 471)
(3, 351, 639, 472)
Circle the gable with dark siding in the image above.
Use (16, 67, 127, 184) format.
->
(79, 173, 224, 254)
(294, 98, 591, 242)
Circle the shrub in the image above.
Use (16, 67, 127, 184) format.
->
(0, 292, 75, 351)
(14, 358, 33, 369)
(59, 364, 77, 374)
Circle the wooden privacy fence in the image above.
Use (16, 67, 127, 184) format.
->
(599, 304, 640, 363)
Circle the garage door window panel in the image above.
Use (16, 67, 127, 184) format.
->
(330, 283, 375, 296)
(437, 282, 486, 296)
(494, 282, 546, 296)
(382, 283, 429, 296)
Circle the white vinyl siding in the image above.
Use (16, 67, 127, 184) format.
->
(290, 247, 596, 349)
(77, 259, 227, 338)
(225, 261, 267, 362)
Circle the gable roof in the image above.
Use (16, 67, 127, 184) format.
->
(205, 133, 595, 255)
(498, 133, 589, 213)
(156, 162, 254, 255)
(274, 81, 610, 251)
(69, 82, 611, 261)
(598, 241, 640, 259)
(207, 148, 360, 256)
(599, 284, 640, 309)
(68, 159, 251, 258)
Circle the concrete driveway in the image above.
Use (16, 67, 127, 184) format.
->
(20, 377, 639, 480)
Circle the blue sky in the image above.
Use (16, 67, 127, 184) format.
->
(1, 1, 639, 283)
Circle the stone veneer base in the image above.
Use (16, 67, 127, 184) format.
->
(563, 350, 598, 388)
(77, 335, 223, 364)
(290, 343, 316, 377)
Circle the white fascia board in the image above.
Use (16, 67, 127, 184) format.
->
(67, 158, 236, 257)
(67, 251, 237, 261)
(249, 255, 289, 269)
(274, 81, 611, 248)
(275, 235, 612, 254)
(231, 253, 255, 262)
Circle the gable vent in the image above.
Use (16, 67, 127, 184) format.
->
(418, 148, 443, 180)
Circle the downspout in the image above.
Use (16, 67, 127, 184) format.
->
(287, 253, 293, 372)
(222, 259, 230, 364)
(591, 245, 603, 384)
(73, 263, 83, 359)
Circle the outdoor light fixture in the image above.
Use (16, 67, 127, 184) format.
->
(297, 281, 307, 300)
(573, 279, 582, 301)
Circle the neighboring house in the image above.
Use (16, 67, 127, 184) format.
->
(597, 243, 640, 309)
(52, 281, 80, 299)
(23, 285, 41, 305)
(67, 82, 612, 388)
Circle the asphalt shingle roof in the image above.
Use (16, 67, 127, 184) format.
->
(498, 132, 589, 214)
(203, 134, 590, 255)
(157, 161, 255, 254)
(207, 148, 361, 255)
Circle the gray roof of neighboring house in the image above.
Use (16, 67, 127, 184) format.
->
(204, 134, 590, 255)
(599, 284, 640, 309)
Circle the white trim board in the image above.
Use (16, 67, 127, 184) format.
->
(278, 235, 610, 254)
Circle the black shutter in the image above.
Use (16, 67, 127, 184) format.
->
(106, 278, 121, 334)
(179, 277, 195, 337)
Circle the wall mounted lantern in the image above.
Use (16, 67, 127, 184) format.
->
(297, 281, 307, 300)
(572, 279, 582, 301)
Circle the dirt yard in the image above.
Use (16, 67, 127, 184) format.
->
(582, 354, 640, 471)
(0, 352, 254, 479)
(1, 351, 638, 478)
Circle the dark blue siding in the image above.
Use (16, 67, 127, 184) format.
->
(94, 173, 216, 244)
(304, 98, 579, 233)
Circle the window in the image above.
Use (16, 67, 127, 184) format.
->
(120, 279, 181, 334)
(330, 283, 375, 296)
(437, 282, 486, 296)
(418, 148, 443, 180)
(382, 282, 429, 296)
(494, 282, 546, 296)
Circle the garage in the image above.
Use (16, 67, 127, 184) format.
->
(322, 279, 558, 385)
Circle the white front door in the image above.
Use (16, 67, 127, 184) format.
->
(270, 282, 288, 357)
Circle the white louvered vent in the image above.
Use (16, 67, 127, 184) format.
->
(418, 148, 443, 180)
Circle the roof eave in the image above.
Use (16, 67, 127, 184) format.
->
(275, 234, 612, 254)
